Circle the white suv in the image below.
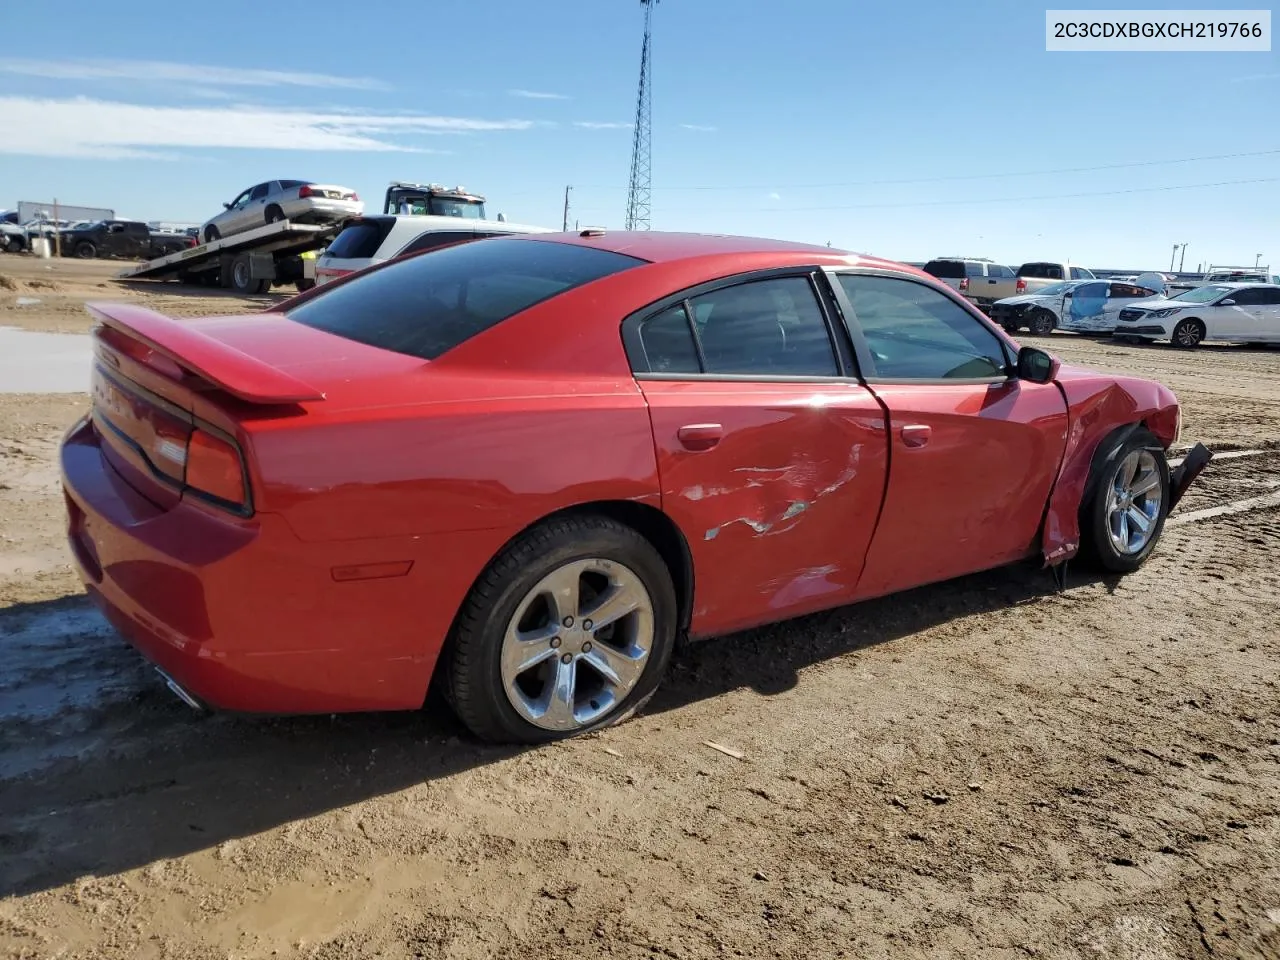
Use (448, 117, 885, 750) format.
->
(314, 215, 552, 286)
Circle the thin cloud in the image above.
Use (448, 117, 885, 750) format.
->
(509, 89, 570, 100)
(679, 123, 718, 132)
(0, 57, 388, 91)
(1230, 72, 1280, 82)
(767, 192, 781, 201)
(0, 96, 534, 159)
(574, 121, 632, 130)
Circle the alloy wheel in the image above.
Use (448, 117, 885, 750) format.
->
(500, 558, 654, 732)
(1105, 449, 1163, 555)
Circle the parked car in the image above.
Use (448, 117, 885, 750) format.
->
(991, 278, 1163, 335)
(0, 221, 25, 252)
(921, 257, 1019, 310)
(201, 180, 363, 243)
(1166, 264, 1272, 297)
(1014, 260, 1097, 296)
(62, 231, 1209, 744)
(59, 220, 195, 260)
(1112, 282, 1280, 347)
(313, 214, 553, 286)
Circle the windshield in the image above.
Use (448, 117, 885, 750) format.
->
(430, 198, 486, 219)
(1172, 285, 1233, 303)
(389, 192, 487, 219)
(1031, 281, 1076, 297)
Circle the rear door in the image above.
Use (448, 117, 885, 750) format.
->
(624, 270, 890, 637)
(828, 270, 1069, 599)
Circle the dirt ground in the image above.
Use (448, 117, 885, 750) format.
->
(1, 269, 1278, 960)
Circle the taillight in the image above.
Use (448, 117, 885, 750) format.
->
(299, 184, 315, 198)
(350, 192, 359, 201)
(186, 429, 246, 507)
(959, 277, 969, 292)
(1016, 278, 1027, 292)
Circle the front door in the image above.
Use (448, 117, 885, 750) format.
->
(1215, 286, 1270, 341)
(625, 272, 890, 638)
(828, 271, 1070, 599)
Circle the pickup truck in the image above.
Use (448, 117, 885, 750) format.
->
(1166, 264, 1272, 296)
(921, 257, 1020, 310)
(1013, 260, 1097, 296)
(58, 220, 194, 261)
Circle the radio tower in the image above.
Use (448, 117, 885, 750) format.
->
(624, 0, 655, 230)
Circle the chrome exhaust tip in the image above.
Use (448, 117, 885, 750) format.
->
(156, 668, 207, 712)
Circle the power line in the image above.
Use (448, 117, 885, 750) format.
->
(565, 147, 1280, 193)
(732, 175, 1280, 213)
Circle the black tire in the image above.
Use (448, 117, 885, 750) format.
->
(443, 514, 678, 745)
(1079, 428, 1170, 574)
(229, 253, 269, 295)
(74, 241, 96, 259)
(3, 235, 22, 253)
(1171, 317, 1205, 348)
(265, 205, 286, 224)
(1000, 321, 1019, 334)
(1028, 309, 1056, 336)
(295, 277, 316, 292)
(204, 225, 220, 244)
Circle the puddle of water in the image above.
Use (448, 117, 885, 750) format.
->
(0, 325, 91, 394)
(0, 601, 156, 779)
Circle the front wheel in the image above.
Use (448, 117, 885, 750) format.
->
(1171, 318, 1205, 348)
(1080, 429, 1170, 573)
(443, 515, 678, 744)
(74, 241, 96, 259)
(1028, 310, 1056, 336)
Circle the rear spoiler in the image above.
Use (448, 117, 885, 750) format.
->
(86, 302, 325, 404)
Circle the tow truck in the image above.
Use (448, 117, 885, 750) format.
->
(383, 182, 501, 220)
(114, 219, 343, 294)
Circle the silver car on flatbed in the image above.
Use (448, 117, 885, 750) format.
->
(201, 180, 363, 243)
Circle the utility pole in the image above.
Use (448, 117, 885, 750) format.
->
(562, 185, 572, 231)
(624, 0, 656, 231)
(1179, 243, 1188, 272)
(1169, 243, 1179, 272)
(1256, 253, 1263, 268)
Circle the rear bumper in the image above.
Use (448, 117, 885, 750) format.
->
(290, 198, 364, 222)
(59, 416, 446, 714)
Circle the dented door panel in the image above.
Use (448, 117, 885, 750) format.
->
(638, 379, 889, 638)
(854, 380, 1070, 600)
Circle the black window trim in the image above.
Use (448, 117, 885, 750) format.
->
(621, 266, 862, 383)
(823, 266, 1018, 386)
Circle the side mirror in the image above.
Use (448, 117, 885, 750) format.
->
(1017, 345, 1060, 384)
(1221, 299, 1236, 306)
(223, 202, 232, 210)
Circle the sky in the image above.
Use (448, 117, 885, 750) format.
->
(0, 0, 1277, 270)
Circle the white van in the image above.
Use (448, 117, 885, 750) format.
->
(313, 215, 553, 286)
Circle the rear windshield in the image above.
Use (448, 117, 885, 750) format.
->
(324, 218, 395, 260)
(923, 260, 965, 279)
(287, 237, 646, 360)
(1017, 262, 1063, 280)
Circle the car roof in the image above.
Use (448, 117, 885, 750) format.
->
(520, 230, 905, 271)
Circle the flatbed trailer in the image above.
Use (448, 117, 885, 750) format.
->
(114, 220, 339, 294)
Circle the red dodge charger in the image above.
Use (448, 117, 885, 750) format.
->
(60, 231, 1210, 743)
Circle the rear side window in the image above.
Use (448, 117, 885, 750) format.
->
(324, 219, 396, 260)
(287, 238, 645, 361)
(964, 262, 987, 277)
(399, 230, 479, 257)
(1070, 266, 1094, 280)
(923, 260, 965, 280)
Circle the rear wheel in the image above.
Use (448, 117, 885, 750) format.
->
(265, 205, 285, 224)
(1080, 429, 1170, 574)
(229, 253, 269, 295)
(74, 241, 96, 259)
(204, 225, 220, 244)
(295, 277, 316, 292)
(444, 515, 678, 744)
(1171, 318, 1205, 348)
(1028, 309, 1056, 336)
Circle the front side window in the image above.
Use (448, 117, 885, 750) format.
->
(287, 238, 645, 360)
(988, 264, 1015, 279)
(964, 262, 987, 278)
(1070, 266, 1095, 280)
(229, 189, 252, 210)
(1224, 287, 1264, 306)
(1109, 282, 1154, 299)
(249, 184, 269, 202)
(838, 274, 1009, 380)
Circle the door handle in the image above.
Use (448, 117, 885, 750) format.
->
(677, 423, 723, 451)
(901, 424, 932, 448)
